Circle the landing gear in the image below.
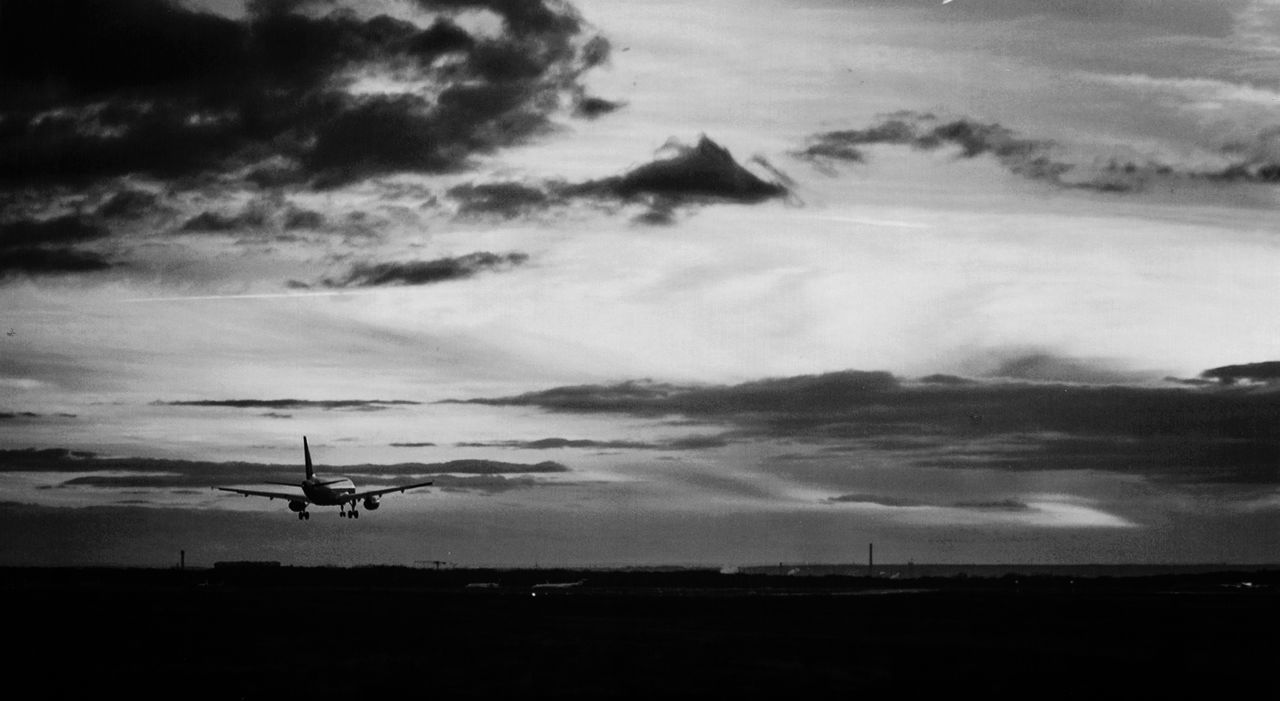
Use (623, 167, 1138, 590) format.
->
(339, 503, 360, 519)
(297, 511, 310, 521)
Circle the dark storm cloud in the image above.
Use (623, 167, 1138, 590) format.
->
(451, 365, 1280, 487)
(0, 0, 611, 189)
(157, 399, 421, 411)
(798, 112, 1280, 192)
(323, 251, 528, 287)
(456, 435, 731, 450)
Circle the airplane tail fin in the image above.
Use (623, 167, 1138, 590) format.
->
(303, 436, 314, 480)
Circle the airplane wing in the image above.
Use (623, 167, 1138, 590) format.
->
(217, 486, 309, 502)
(347, 481, 433, 501)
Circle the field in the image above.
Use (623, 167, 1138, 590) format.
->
(8, 566, 1277, 698)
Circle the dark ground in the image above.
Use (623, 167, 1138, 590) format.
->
(6, 566, 1277, 698)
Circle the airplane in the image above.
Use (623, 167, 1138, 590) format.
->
(216, 436, 433, 520)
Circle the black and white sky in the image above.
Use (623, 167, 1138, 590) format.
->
(1, 0, 1278, 567)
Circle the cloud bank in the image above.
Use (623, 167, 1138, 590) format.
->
(450, 364, 1280, 488)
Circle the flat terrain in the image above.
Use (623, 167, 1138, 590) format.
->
(7, 567, 1277, 698)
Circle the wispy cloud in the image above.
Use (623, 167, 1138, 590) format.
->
(456, 435, 731, 451)
(1, 448, 567, 495)
(322, 251, 529, 287)
(157, 399, 421, 411)
(796, 111, 1280, 191)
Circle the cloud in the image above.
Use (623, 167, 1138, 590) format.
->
(827, 493, 929, 507)
(0, 411, 76, 420)
(449, 370, 900, 416)
(181, 208, 270, 232)
(323, 251, 528, 287)
(796, 112, 1118, 191)
(449, 364, 1280, 487)
(157, 399, 421, 411)
(826, 493, 1032, 511)
(0, 246, 114, 277)
(986, 353, 1151, 385)
(439, 136, 789, 224)
(797, 111, 1280, 192)
(0, 448, 567, 494)
(95, 189, 162, 219)
(456, 435, 731, 450)
(0, 215, 110, 249)
(572, 94, 624, 119)
(0, 214, 116, 277)
(283, 207, 325, 230)
(447, 182, 553, 218)
(1201, 361, 1280, 385)
(917, 374, 977, 386)
(0, 0, 611, 189)
(951, 499, 1031, 511)
(855, 0, 1243, 37)
(567, 135, 787, 206)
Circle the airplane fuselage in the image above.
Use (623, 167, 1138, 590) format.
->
(301, 477, 356, 505)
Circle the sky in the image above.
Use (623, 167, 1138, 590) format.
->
(1, 0, 1278, 568)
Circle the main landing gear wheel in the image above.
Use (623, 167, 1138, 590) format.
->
(297, 511, 310, 520)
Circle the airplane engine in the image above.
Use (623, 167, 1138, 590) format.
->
(288, 500, 306, 512)
(363, 496, 381, 511)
